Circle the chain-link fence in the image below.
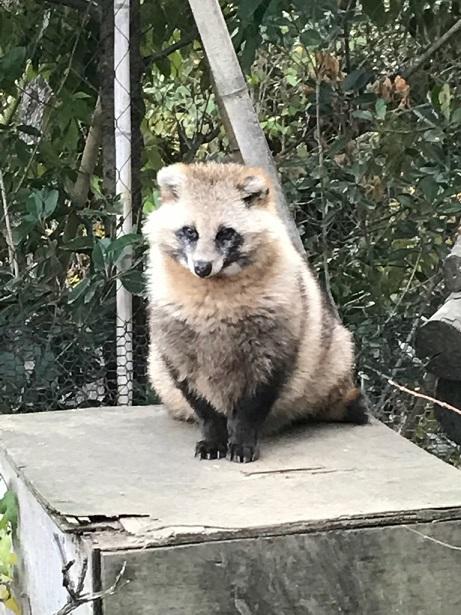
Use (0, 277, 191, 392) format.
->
(1, 0, 460, 466)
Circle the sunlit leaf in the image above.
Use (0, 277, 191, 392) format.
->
(68, 278, 91, 304)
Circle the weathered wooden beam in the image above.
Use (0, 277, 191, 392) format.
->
(415, 291, 461, 379)
(187, 0, 306, 257)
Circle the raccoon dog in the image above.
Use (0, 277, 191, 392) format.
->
(144, 162, 368, 463)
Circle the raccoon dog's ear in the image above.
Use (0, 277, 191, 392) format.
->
(238, 169, 270, 207)
(157, 164, 186, 202)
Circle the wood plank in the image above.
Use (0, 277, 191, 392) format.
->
(100, 520, 461, 615)
(0, 407, 460, 549)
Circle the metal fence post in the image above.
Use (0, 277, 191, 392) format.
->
(114, 0, 133, 405)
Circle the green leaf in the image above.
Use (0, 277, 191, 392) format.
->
(25, 191, 43, 222)
(143, 190, 160, 214)
(0, 47, 26, 89)
(419, 176, 439, 201)
(450, 108, 461, 126)
(437, 201, 461, 214)
(12, 218, 35, 244)
(375, 98, 387, 120)
(351, 110, 373, 121)
(423, 129, 444, 143)
(43, 190, 59, 219)
(83, 279, 104, 304)
(0, 492, 18, 531)
(292, 0, 336, 19)
(92, 240, 106, 273)
(34, 349, 59, 385)
(300, 29, 324, 48)
(343, 69, 374, 92)
(73, 91, 91, 99)
(106, 233, 142, 264)
(68, 277, 91, 304)
(238, 0, 267, 22)
(361, 0, 388, 26)
(240, 26, 262, 70)
(119, 270, 146, 296)
(0, 352, 25, 383)
(61, 236, 95, 252)
(285, 73, 298, 87)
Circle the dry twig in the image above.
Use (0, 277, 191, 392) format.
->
(386, 379, 461, 418)
(367, 365, 461, 418)
(53, 535, 127, 615)
(144, 29, 198, 69)
(314, 67, 339, 320)
(404, 18, 461, 79)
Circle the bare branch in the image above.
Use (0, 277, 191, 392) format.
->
(15, 9, 91, 196)
(0, 170, 19, 278)
(375, 276, 441, 413)
(383, 251, 422, 327)
(404, 18, 461, 79)
(367, 365, 461, 418)
(315, 70, 339, 320)
(144, 30, 198, 70)
(68, 96, 103, 207)
(387, 379, 461, 418)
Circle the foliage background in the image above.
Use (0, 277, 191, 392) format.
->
(0, 0, 461, 460)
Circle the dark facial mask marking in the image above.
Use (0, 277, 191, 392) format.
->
(215, 226, 244, 269)
(176, 225, 198, 244)
(165, 226, 198, 264)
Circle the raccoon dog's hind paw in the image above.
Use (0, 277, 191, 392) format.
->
(344, 389, 370, 425)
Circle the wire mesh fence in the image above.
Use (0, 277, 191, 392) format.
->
(1, 0, 460, 467)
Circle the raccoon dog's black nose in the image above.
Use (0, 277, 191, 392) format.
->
(194, 261, 212, 278)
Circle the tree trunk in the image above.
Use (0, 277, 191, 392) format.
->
(415, 231, 461, 379)
(435, 377, 461, 445)
(187, 0, 306, 257)
(415, 292, 461, 380)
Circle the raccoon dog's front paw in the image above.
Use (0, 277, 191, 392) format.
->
(227, 442, 259, 463)
(195, 440, 227, 460)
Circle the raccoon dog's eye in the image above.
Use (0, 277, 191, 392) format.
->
(216, 227, 237, 243)
(179, 226, 198, 242)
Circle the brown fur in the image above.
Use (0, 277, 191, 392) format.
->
(145, 162, 367, 435)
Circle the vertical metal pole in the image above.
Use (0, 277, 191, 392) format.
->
(114, 0, 133, 404)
